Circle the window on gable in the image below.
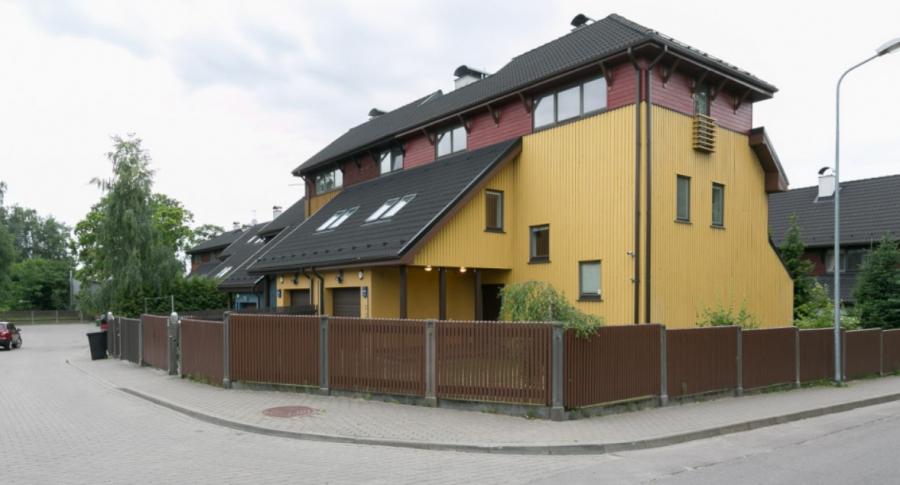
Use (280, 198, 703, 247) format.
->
(436, 124, 466, 158)
(579, 261, 602, 300)
(533, 76, 608, 129)
(712, 183, 725, 227)
(366, 194, 416, 222)
(530, 224, 549, 262)
(316, 206, 358, 232)
(315, 167, 343, 194)
(485, 190, 503, 232)
(693, 83, 710, 116)
(379, 148, 403, 175)
(676, 175, 691, 222)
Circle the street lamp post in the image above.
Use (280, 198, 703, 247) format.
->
(833, 38, 900, 383)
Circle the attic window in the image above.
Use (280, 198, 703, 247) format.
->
(366, 194, 416, 222)
(316, 207, 358, 232)
(436, 125, 466, 158)
(315, 167, 343, 194)
(534, 76, 607, 129)
(379, 148, 403, 175)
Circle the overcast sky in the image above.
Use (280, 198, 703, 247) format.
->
(1, 0, 898, 231)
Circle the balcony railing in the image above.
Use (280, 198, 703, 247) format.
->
(693, 113, 716, 153)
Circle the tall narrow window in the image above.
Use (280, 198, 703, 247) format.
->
(693, 83, 710, 116)
(485, 190, 503, 232)
(579, 261, 602, 300)
(711, 183, 725, 227)
(533, 94, 555, 128)
(530, 225, 549, 262)
(676, 175, 691, 222)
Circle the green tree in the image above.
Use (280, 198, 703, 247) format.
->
(0, 223, 15, 309)
(3, 258, 70, 310)
(779, 214, 816, 318)
(1, 206, 71, 262)
(190, 224, 225, 247)
(499, 281, 603, 337)
(854, 237, 900, 329)
(151, 193, 196, 253)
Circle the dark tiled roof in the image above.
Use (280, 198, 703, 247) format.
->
(187, 228, 244, 254)
(295, 13, 775, 176)
(190, 260, 224, 279)
(251, 139, 521, 272)
(769, 174, 900, 248)
(219, 224, 293, 291)
(258, 197, 307, 238)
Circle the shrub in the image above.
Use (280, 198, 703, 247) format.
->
(793, 282, 859, 330)
(499, 281, 603, 337)
(696, 301, 758, 329)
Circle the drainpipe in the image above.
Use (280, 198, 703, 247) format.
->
(302, 268, 314, 306)
(644, 45, 668, 324)
(312, 268, 325, 314)
(628, 47, 642, 325)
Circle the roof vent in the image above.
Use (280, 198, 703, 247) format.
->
(818, 167, 835, 199)
(232, 221, 241, 230)
(453, 65, 489, 90)
(368, 108, 386, 119)
(273, 205, 283, 219)
(570, 13, 594, 30)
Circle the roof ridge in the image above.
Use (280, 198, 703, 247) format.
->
(778, 173, 900, 193)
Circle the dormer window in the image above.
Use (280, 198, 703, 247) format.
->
(436, 125, 466, 158)
(366, 194, 416, 222)
(315, 167, 343, 194)
(534, 76, 607, 129)
(379, 148, 403, 175)
(316, 206, 358, 232)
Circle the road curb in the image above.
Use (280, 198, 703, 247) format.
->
(116, 386, 900, 455)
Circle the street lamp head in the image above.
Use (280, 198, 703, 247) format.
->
(876, 37, 900, 56)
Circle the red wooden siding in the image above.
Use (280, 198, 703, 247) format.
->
(467, 99, 533, 150)
(342, 152, 379, 186)
(606, 62, 637, 110)
(403, 133, 434, 169)
(649, 66, 752, 134)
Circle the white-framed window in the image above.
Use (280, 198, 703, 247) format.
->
(315, 167, 343, 194)
(533, 76, 608, 129)
(379, 148, 404, 175)
(579, 260, 602, 300)
(436, 125, 467, 158)
(316, 206, 358, 232)
(366, 194, 416, 222)
(485, 190, 503, 231)
(825, 248, 869, 273)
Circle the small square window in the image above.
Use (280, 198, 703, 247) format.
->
(530, 225, 549, 262)
(712, 183, 725, 227)
(676, 175, 691, 222)
(485, 190, 503, 231)
(579, 261, 602, 300)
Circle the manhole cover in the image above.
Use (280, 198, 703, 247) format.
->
(262, 405, 317, 418)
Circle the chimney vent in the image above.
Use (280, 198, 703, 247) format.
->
(273, 205, 284, 219)
(369, 108, 386, 119)
(818, 167, 835, 199)
(233, 221, 241, 230)
(453, 65, 489, 90)
(570, 13, 594, 30)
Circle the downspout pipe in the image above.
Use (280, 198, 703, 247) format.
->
(302, 268, 314, 306)
(644, 45, 668, 324)
(628, 47, 642, 325)
(311, 268, 325, 314)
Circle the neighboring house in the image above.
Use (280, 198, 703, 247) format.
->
(769, 173, 900, 304)
(247, 13, 793, 328)
(187, 227, 245, 277)
(218, 199, 307, 309)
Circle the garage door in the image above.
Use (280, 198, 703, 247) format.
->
(332, 288, 360, 317)
(289, 290, 310, 307)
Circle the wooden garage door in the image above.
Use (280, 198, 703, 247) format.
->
(289, 290, 310, 307)
(332, 288, 360, 317)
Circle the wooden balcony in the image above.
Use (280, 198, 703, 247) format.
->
(693, 114, 716, 153)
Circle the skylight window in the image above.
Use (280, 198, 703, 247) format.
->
(366, 194, 416, 222)
(216, 266, 233, 278)
(317, 207, 358, 232)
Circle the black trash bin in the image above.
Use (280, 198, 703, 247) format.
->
(87, 331, 108, 360)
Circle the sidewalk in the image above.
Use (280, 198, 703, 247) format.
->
(71, 354, 900, 455)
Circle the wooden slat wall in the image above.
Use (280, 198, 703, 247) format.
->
(667, 326, 738, 398)
(180, 319, 224, 384)
(742, 327, 797, 389)
(883, 330, 900, 373)
(229, 314, 319, 386)
(141, 315, 169, 370)
(435, 321, 551, 405)
(120, 318, 141, 364)
(798, 329, 834, 382)
(845, 329, 882, 379)
(563, 324, 661, 408)
(329, 318, 426, 396)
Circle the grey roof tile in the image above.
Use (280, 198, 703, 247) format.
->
(187, 228, 244, 254)
(258, 197, 307, 238)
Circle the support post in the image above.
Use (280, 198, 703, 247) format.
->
(56, 310, 59, 323)
(319, 315, 330, 394)
(660, 326, 669, 406)
(550, 322, 565, 421)
(178, 317, 184, 377)
(167, 312, 179, 376)
(474, 269, 483, 320)
(735, 327, 743, 397)
(794, 327, 801, 388)
(425, 320, 437, 406)
(138, 315, 144, 367)
(880, 330, 885, 377)
(438, 268, 447, 321)
(399, 266, 408, 319)
(841, 330, 847, 382)
(222, 312, 231, 388)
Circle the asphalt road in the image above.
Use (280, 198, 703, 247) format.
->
(2, 324, 899, 484)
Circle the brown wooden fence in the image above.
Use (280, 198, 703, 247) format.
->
(563, 324, 661, 408)
(108, 318, 119, 358)
(667, 326, 739, 398)
(884, 330, 900, 373)
(844, 329, 882, 379)
(120, 317, 141, 364)
(436, 321, 551, 405)
(180, 319, 224, 384)
(798, 329, 835, 382)
(742, 327, 797, 390)
(229, 314, 319, 387)
(329, 318, 426, 396)
(141, 315, 169, 370)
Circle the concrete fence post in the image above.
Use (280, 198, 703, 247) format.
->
(178, 317, 184, 378)
(660, 326, 669, 406)
(424, 320, 437, 406)
(31, 310, 34, 324)
(735, 327, 744, 397)
(550, 322, 565, 421)
(841, 330, 847, 382)
(222, 312, 232, 388)
(138, 315, 144, 367)
(167, 312, 179, 376)
(880, 330, 885, 377)
(319, 315, 329, 394)
(794, 327, 801, 388)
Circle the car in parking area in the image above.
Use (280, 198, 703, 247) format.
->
(0, 322, 22, 350)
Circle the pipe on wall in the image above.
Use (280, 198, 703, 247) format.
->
(628, 47, 642, 325)
(644, 45, 668, 324)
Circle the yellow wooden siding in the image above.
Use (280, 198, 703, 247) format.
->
(307, 190, 340, 218)
(276, 269, 374, 317)
(648, 106, 793, 328)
